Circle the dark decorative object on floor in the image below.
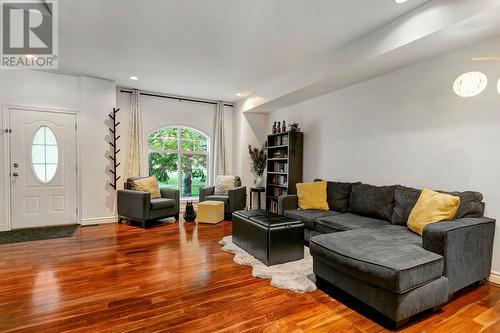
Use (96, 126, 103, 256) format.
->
(184, 201, 197, 222)
(107, 107, 121, 189)
(0, 225, 79, 244)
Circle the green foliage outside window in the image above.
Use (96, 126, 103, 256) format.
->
(148, 127, 208, 197)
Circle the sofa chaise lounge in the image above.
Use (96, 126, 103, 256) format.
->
(278, 181, 495, 327)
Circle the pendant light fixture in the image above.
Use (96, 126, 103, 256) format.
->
(453, 57, 500, 97)
(453, 71, 488, 97)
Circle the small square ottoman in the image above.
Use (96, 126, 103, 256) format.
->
(197, 200, 224, 224)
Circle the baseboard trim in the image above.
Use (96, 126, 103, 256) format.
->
(488, 271, 500, 286)
(80, 216, 117, 225)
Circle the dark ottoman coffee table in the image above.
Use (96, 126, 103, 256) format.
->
(232, 209, 304, 266)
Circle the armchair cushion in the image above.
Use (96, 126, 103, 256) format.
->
(150, 198, 175, 210)
(205, 195, 229, 205)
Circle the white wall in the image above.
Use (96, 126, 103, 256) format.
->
(80, 77, 118, 222)
(266, 35, 500, 277)
(0, 70, 117, 226)
(232, 107, 267, 205)
(0, 70, 81, 110)
(116, 91, 233, 191)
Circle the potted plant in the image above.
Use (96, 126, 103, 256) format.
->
(289, 122, 301, 153)
(248, 144, 267, 187)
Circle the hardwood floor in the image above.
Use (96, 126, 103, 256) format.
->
(0, 219, 498, 332)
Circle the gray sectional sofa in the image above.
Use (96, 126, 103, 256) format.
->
(278, 181, 495, 327)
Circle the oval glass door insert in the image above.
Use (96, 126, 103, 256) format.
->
(32, 126, 58, 183)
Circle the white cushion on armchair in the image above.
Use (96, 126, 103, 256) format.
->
(214, 175, 237, 195)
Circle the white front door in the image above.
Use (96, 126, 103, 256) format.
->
(10, 109, 78, 229)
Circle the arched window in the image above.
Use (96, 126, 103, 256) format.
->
(148, 127, 209, 198)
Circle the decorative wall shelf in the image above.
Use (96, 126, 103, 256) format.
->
(107, 107, 121, 189)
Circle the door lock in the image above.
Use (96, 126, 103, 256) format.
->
(12, 172, 18, 177)
(13, 163, 18, 168)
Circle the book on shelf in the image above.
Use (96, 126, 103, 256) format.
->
(272, 150, 287, 158)
(271, 162, 288, 173)
(269, 133, 289, 146)
(272, 187, 287, 197)
(269, 174, 287, 186)
(269, 200, 278, 214)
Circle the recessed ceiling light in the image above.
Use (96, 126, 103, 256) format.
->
(236, 93, 243, 97)
(129, 76, 139, 80)
(394, 0, 407, 3)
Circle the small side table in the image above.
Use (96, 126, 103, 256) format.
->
(249, 187, 266, 210)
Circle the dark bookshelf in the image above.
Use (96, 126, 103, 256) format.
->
(266, 131, 303, 213)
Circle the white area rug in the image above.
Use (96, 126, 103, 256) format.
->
(219, 236, 316, 293)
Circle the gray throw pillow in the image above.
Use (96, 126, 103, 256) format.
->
(349, 183, 398, 222)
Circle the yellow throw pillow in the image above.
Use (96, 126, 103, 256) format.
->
(296, 181, 329, 211)
(132, 176, 161, 199)
(408, 188, 460, 235)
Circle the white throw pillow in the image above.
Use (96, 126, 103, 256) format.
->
(214, 175, 237, 195)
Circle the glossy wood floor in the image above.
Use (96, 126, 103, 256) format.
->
(0, 219, 498, 333)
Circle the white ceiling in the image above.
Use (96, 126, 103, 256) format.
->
(56, 0, 429, 101)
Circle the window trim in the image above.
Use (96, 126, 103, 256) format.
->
(147, 126, 210, 198)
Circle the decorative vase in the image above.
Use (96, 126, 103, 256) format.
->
(255, 176, 263, 187)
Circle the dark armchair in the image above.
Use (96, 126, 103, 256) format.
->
(118, 177, 180, 228)
(199, 176, 247, 219)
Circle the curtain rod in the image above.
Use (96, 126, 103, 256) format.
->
(120, 89, 234, 107)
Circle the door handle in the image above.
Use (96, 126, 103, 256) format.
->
(12, 172, 18, 177)
(13, 163, 19, 168)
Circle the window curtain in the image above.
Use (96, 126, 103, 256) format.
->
(125, 89, 143, 179)
(213, 101, 226, 177)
